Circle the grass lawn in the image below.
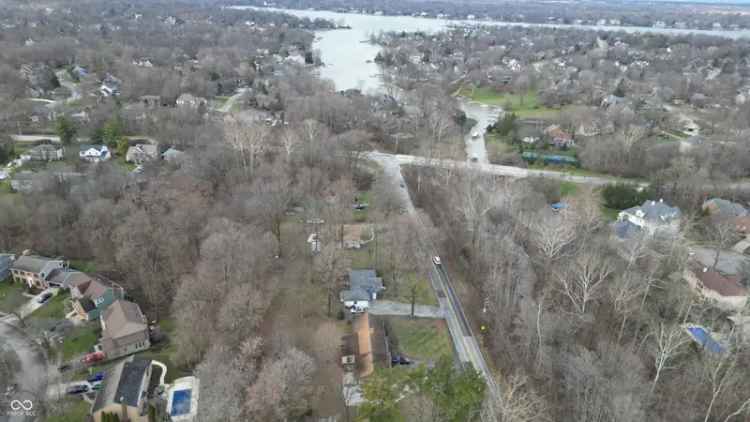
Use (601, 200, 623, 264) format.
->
(115, 156, 137, 172)
(29, 291, 69, 320)
(560, 181, 579, 198)
(458, 86, 560, 119)
(139, 318, 191, 383)
(69, 259, 96, 273)
(348, 248, 375, 270)
(45, 399, 90, 422)
(0, 281, 27, 314)
(387, 317, 452, 362)
(60, 323, 100, 360)
(385, 273, 438, 306)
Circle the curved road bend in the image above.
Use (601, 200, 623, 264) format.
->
(0, 321, 48, 422)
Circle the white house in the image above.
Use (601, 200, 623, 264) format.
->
(340, 269, 384, 312)
(126, 144, 159, 164)
(79, 144, 111, 162)
(175, 93, 207, 109)
(617, 199, 681, 236)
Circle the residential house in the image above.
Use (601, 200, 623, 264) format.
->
(126, 144, 159, 164)
(684, 264, 747, 311)
(10, 255, 65, 289)
(79, 144, 111, 162)
(0, 254, 15, 281)
(175, 93, 207, 109)
(24, 144, 63, 161)
(617, 199, 681, 236)
(100, 300, 151, 359)
(340, 270, 385, 312)
(702, 198, 748, 219)
(91, 356, 153, 422)
(71, 276, 124, 321)
(46, 268, 90, 289)
(543, 125, 574, 148)
(600, 94, 627, 109)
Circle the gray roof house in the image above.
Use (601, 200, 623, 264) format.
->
(618, 199, 682, 236)
(340, 269, 385, 311)
(126, 144, 159, 164)
(10, 255, 65, 289)
(0, 254, 15, 281)
(92, 356, 152, 422)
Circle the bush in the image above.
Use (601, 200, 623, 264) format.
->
(601, 183, 651, 210)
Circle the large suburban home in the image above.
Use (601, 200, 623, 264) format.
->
(71, 276, 124, 321)
(684, 264, 748, 311)
(79, 144, 111, 162)
(543, 124, 574, 148)
(340, 269, 385, 313)
(161, 147, 185, 162)
(10, 255, 65, 289)
(100, 300, 151, 359)
(91, 356, 153, 422)
(616, 199, 681, 237)
(23, 144, 63, 161)
(126, 144, 159, 164)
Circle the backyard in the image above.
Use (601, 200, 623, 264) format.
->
(45, 399, 90, 422)
(139, 318, 192, 383)
(60, 323, 100, 360)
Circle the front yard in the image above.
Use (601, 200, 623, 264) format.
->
(45, 399, 90, 422)
(0, 281, 27, 314)
(457, 86, 561, 119)
(28, 290, 69, 320)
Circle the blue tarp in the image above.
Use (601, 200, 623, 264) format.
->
(551, 202, 568, 210)
(687, 326, 725, 354)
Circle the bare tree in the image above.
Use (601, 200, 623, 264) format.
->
(649, 323, 689, 393)
(483, 373, 548, 422)
(224, 114, 269, 178)
(556, 249, 614, 315)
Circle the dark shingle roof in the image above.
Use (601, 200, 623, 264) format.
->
(115, 358, 151, 407)
(623, 200, 681, 223)
(341, 270, 384, 302)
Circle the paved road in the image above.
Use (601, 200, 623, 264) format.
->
(367, 150, 637, 186)
(368, 300, 443, 318)
(0, 322, 47, 422)
(460, 100, 501, 165)
(368, 152, 500, 420)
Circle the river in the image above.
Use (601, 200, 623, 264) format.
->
(231, 6, 750, 92)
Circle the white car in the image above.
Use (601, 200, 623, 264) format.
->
(471, 132, 479, 138)
(433, 256, 441, 265)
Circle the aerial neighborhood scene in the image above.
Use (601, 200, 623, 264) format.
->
(4, 0, 750, 421)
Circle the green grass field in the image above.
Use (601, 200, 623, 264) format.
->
(61, 323, 100, 360)
(69, 260, 97, 273)
(29, 291, 69, 320)
(45, 399, 90, 422)
(458, 86, 560, 119)
(385, 273, 438, 307)
(0, 281, 27, 314)
(560, 181, 579, 197)
(387, 317, 452, 362)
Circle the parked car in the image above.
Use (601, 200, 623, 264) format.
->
(66, 384, 89, 395)
(37, 292, 53, 304)
(87, 372, 105, 383)
(432, 256, 441, 266)
(81, 351, 105, 364)
(91, 383, 103, 391)
(58, 363, 71, 372)
(471, 132, 479, 138)
(352, 203, 369, 210)
(471, 156, 478, 162)
(391, 355, 412, 365)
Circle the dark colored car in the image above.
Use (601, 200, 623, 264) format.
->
(58, 363, 71, 372)
(37, 292, 53, 304)
(87, 372, 105, 383)
(391, 355, 412, 365)
(66, 384, 89, 395)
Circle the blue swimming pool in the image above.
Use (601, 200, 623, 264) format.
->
(171, 389, 192, 416)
